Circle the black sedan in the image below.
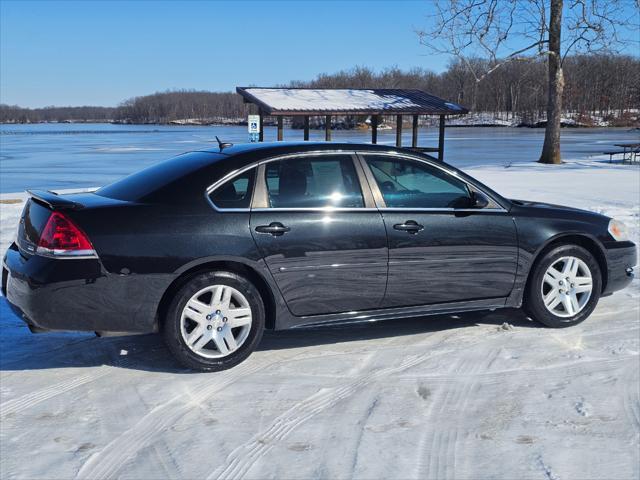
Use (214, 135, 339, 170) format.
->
(3, 142, 636, 371)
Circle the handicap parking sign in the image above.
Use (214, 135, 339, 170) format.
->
(248, 115, 261, 142)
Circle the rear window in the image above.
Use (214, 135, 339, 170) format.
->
(96, 152, 223, 201)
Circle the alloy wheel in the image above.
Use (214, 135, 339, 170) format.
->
(541, 256, 593, 318)
(180, 284, 252, 358)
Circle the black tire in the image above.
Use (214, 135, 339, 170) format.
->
(524, 244, 602, 328)
(163, 271, 265, 371)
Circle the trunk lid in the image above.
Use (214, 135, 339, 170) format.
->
(17, 190, 129, 256)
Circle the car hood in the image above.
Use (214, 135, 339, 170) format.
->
(509, 198, 609, 221)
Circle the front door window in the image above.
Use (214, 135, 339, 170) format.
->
(366, 156, 472, 209)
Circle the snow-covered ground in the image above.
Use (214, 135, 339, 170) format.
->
(0, 157, 638, 480)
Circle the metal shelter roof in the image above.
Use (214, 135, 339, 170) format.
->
(236, 87, 469, 116)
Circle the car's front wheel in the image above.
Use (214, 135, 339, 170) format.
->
(163, 271, 265, 371)
(524, 244, 602, 328)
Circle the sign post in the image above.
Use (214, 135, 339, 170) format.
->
(248, 114, 260, 143)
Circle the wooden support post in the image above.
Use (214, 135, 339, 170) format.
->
(259, 110, 264, 142)
(437, 115, 446, 162)
(371, 115, 378, 144)
(412, 115, 419, 148)
(303, 116, 310, 141)
(277, 116, 283, 141)
(396, 115, 403, 147)
(325, 115, 331, 141)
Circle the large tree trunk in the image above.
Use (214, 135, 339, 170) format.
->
(539, 0, 564, 164)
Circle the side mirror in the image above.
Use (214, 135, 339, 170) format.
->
(472, 191, 490, 209)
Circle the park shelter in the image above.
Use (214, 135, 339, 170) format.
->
(236, 87, 469, 161)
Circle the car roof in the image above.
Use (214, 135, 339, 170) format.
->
(97, 143, 413, 204)
(190, 141, 436, 174)
(96, 141, 509, 209)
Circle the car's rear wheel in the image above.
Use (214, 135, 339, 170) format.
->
(163, 271, 265, 371)
(524, 244, 602, 328)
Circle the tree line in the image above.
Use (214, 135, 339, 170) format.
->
(0, 105, 116, 123)
(1, 54, 638, 126)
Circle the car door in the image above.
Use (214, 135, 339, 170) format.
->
(358, 152, 518, 308)
(250, 152, 388, 317)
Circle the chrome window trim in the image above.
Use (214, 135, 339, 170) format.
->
(377, 207, 507, 213)
(355, 151, 509, 213)
(251, 207, 380, 213)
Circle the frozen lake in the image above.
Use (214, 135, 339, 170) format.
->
(1, 123, 638, 193)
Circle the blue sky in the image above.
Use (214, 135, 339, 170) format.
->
(1, 0, 638, 108)
(1, 0, 437, 107)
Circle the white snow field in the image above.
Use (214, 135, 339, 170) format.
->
(0, 158, 638, 480)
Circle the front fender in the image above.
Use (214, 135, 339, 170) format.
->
(506, 217, 611, 308)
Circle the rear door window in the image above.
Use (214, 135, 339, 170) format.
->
(265, 155, 364, 209)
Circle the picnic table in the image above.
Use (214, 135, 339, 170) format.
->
(604, 142, 640, 164)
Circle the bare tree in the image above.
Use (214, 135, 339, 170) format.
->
(418, 0, 639, 164)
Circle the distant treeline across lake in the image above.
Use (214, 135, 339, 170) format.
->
(1, 55, 638, 126)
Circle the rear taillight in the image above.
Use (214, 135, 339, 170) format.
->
(36, 211, 97, 258)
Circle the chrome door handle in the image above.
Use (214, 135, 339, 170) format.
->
(393, 220, 424, 234)
(255, 222, 291, 236)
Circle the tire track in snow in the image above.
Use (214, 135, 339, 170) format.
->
(622, 370, 640, 431)
(207, 352, 438, 480)
(408, 333, 514, 478)
(417, 346, 503, 480)
(422, 353, 489, 479)
(0, 351, 158, 418)
(424, 363, 464, 479)
(413, 349, 636, 479)
(151, 441, 183, 480)
(402, 353, 635, 384)
(1, 371, 108, 418)
(74, 350, 299, 480)
(449, 348, 502, 478)
(347, 330, 470, 478)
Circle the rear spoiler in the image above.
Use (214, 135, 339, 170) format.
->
(27, 190, 84, 210)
